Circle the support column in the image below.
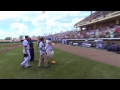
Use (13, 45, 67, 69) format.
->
(80, 26, 83, 31)
(116, 19, 119, 24)
(94, 23, 97, 29)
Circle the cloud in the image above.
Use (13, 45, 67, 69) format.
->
(0, 29, 9, 38)
(10, 22, 30, 37)
(31, 11, 89, 34)
(32, 15, 44, 27)
(0, 11, 91, 39)
(28, 27, 45, 36)
(0, 11, 30, 21)
(11, 23, 28, 29)
(21, 16, 30, 22)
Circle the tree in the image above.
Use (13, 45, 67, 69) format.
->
(5, 37, 12, 40)
(19, 35, 24, 40)
(31, 36, 35, 39)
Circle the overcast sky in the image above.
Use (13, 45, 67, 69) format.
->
(0, 11, 94, 39)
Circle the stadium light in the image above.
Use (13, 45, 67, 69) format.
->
(42, 11, 46, 36)
(91, 11, 92, 14)
(38, 11, 46, 36)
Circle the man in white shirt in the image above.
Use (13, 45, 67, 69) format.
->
(38, 37, 49, 68)
(94, 38, 98, 43)
(21, 36, 31, 68)
(94, 38, 99, 48)
(95, 37, 103, 48)
(62, 39, 64, 44)
(98, 37, 103, 48)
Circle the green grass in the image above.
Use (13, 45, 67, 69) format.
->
(0, 43, 21, 50)
(0, 43, 120, 79)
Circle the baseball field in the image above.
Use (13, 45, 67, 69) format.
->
(0, 43, 120, 79)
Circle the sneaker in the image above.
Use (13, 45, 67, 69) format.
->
(26, 65, 31, 68)
(21, 64, 25, 68)
(50, 60, 56, 64)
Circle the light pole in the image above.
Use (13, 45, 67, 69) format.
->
(39, 11, 46, 37)
(42, 11, 46, 37)
(91, 11, 92, 15)
(36, 11, 46, 61)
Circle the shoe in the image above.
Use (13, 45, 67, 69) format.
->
(21, 65, 25, 68)
(21, 64, 25, 68)
(50, 60, 56, 64)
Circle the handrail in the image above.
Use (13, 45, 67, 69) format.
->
(66, 38, 120, 41)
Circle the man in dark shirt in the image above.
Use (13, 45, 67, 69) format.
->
(107, 43, 119, 52)
(29, 38, 34, 61)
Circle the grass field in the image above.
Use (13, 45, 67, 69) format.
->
(0, 43, 21, 50)
(0, 43, 120, 79)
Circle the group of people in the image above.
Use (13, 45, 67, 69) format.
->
(81, 38, 92, 47)
(20, 36, 55, 68)
(94, 37, 103, 49)
(104, 42, 120, 52)
(81, 37, 120, 53)
(81, 37, 104, 48)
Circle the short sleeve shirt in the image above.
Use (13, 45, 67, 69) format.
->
(39, 42, 46, 55)
(23, 40, 30, 50)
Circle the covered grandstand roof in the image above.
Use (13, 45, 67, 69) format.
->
(80, 11, 115, 23)
(75, 11, 120, 27)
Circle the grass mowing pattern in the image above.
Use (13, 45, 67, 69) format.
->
(0, 43, 120, 79)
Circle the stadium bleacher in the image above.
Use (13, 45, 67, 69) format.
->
(44, 11, 120, 54)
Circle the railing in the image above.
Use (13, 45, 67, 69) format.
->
(65, 38, 120, 41)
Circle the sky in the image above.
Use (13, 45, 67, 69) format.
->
(0, 11, 94, 39)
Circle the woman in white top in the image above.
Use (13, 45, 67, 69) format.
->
(45, 38, 56, 64)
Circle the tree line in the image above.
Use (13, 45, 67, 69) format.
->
(4, 35, 39, 40)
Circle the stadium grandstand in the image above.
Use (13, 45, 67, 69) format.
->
(46, 11, 120, 41)
(44, 11, 120, 46)
(74, 11, 120, 38)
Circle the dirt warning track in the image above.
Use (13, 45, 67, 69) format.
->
(53, 44, 120, 67)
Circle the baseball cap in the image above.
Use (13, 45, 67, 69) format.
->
(47, 38, 51, 40)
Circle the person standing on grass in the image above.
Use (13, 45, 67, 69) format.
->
(38, 37, 50, 68)
(28, 37, 34, 61)
(21, 36, 31, 68)
(37, 36, 40, 47)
